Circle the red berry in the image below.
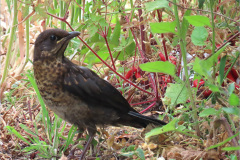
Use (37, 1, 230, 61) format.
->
(159, 52, 166, 61)
(135, 72, 141, 78)
(193, 79, 205, 88)
(227, 72, 236, 82)
(169, 56, 176, 65)
(203, 90, 212, 97)
(230, 68, 238, 80)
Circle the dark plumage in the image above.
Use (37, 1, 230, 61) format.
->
(33, 29, 166, 159)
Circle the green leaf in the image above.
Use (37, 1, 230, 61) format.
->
(146, 118, 178, 138)
(48, 8, 59, 14)
(193, 57, 207, 77)
(165, 83, 189, 105)
(191, 26, 208, 46)
(26, 73, 51, 134)
(35, 4, 48, 18)
(84, 46, 109, 64)
(206, 83, 220, 92)
(145, 0, 170, 12)
(206, 43, 229, 65)
(208, 132, 240, 150)
(125, 41, 136, 55)
(99, 18, 108, 28)
(198, 0, 205, 9)
(184, 15, 211, 27)
(222, 146, 240, 151)
(199, 108, 218, 117)
(20, 124, 37, 137)
(6, 126, 31, 145)
(228, 83, 235, 95)
(139, 61, 176, 76)
(136, 148, 145, 160)
(193, 43, 229, 77)
(88, 25, 99, 37)
(150, 21, 177, 34)
(222, 107, 240, 116)
(229, 93, 240, 106)
(121, 151, 135, 157)
(110, 20, 120, 46)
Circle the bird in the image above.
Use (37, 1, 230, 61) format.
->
(33, 28, 167, 159)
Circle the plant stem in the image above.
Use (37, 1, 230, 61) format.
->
(173, 0, 201, 137)
(210, 0, 216, 81)
(25, 0, 30, 65)
(0, 0, 18, 86)
(140, 102, 156, 114)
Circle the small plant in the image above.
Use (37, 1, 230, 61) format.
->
(121, 145, 145, 160)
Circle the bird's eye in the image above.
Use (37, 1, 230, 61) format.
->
(50, 35, 57, 41)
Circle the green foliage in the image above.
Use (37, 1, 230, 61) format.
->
(228, 93, 240, 106)
(2, 0, 239, 158)
(199, 108, 221, 117)
(110, 20, 121, 46)
(121, 145, 145, 160)
(163, 83, 189, 106)
(207, 132, 240, 150)
(193, 43, 229, 78)
(146, 118, 198, 139)
(191, 26, 208, 46)
(150, 21, 177, 34)
(139, 61, 176, 76)
(5, 71, 80, 158)
(184, 15, 211, 27)
(222, 107, 240, 116)
(145, 0, 170, 12)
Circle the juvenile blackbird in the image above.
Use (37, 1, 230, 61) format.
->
(33, 29, 166, 159)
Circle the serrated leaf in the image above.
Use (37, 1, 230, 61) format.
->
(229, 93, 240, 106)
(35, 4, 48, 18)
(150, 21, 177, 34)
(139, 61, 175, 76)
(184, 15, 211, 27)
(99, 18, 108, 28)
(145, 0, 170, 12)
(199, 108, 218, 117)
(110, 20, 120, 46)
(165, 83, 189, 105)
(84, 46, 109, 64)
(88, 25, 99, 37)
(222, 107, 240, 116)
(191, 26, 208, 46)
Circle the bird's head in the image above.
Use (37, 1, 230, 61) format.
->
(34, 29, 80, 61)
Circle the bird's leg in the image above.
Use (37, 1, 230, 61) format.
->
(79, 133, 95, 160)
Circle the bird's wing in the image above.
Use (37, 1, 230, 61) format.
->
(63, 61, 134, 113)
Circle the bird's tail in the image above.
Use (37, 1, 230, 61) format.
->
(128, 111, 167, 127)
